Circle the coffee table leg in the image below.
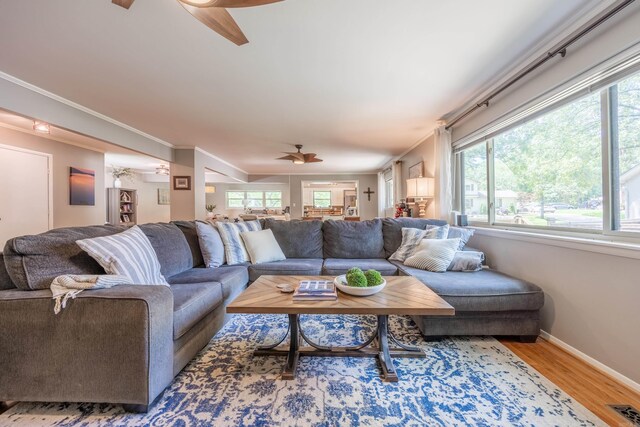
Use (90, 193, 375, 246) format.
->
(281, 314, 299, 380)
(377, 315, 399, 382)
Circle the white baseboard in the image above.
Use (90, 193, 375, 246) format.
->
(540, 329, 640, 394)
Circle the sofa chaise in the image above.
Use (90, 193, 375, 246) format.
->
(0, 218, 544, 411)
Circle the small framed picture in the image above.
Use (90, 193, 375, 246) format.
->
(173, 176, 191, 190)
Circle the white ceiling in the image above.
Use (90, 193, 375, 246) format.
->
(0, 0, 595, 174)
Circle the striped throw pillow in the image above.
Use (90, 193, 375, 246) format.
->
(216, 220, 262, 265)
(404, 238, 461, 272)
(76, 226, 168, 285)
(389, 224, 450, 262)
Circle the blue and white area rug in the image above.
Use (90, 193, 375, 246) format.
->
(1, 314, 604, 426)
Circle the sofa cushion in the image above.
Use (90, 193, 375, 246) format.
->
(248, 259, 323, 282)
(0, 254, 16, 290)
(139, 223, 193, 278)
(77, 226, 169, 285)
(3, 225, 123, 290)
(322, 219, 385, 259)
(172, 221, 205, 267)
(322, 259, 398, 276)
(168, 266, 248, 301)
(264, 219, 323, 259)
(382, 218, 448, 258)
(170, 282, 223, 340)
(392, 260, 544, 312)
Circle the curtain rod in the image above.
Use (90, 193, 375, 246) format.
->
(445, 0, 636, 131)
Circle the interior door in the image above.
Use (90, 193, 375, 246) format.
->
(0, 144, 51, 245)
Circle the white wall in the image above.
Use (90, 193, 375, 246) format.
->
(448, 2, 640, 386)
(469, 232, 640, 385)
(0, 126, 106, 228)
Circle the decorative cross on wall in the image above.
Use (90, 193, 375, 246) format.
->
(363, 187, 375, 201)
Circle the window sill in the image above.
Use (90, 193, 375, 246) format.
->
(468, 225, 640, 260)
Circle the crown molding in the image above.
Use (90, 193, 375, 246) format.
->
(0, 71, 175, 148)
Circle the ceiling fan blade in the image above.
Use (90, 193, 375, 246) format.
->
(210, 0, 283, 7)
(276, 155, 297, 161)
(112, 0, 135, 9)
(179, 2, 249, 46)
(305, 157, 323, 163)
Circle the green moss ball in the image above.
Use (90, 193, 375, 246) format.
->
(346, 267, 363, 277)
(364, 270, 384, 287)
(346, 270, 368, 287)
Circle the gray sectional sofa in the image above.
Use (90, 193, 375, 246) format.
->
(0, 218, 544, 412)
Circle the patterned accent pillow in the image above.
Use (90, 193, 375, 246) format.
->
(215, 220, 262, 265)
(447, 226, 475, 250)
(389, 228, 428, 262)
(404, 238, 461, 273)
(76, 225, 168, 285)
(389, 224, 451, 262)
(425, 224, 450, 240)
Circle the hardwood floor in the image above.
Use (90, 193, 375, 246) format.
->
(501, 337, 640, 426)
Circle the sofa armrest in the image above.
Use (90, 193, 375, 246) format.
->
(0, 285, 174, 407)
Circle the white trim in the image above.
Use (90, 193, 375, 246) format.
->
(540, 330, 640, 394)
(0, 71, 174, 148)
(175, 146, 249, 175)
(256, 172, 379, 176)
(0, 121, 107, 154)
(470, 226, 640, 260)
(0, 143, 54, 231)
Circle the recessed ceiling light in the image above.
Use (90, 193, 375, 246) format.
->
(33, 121, 50, 134)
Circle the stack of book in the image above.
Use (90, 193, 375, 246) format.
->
(292, 280, 337, 301)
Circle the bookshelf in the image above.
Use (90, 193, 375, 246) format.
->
(107, 188, 137, 226)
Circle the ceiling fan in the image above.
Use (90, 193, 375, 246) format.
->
(111, 0, 282, 46)
(277, 144, 323, 165)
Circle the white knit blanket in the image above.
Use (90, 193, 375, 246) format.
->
(51, 275, 133, 314)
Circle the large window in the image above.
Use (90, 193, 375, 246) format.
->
(462, 143, 488, 223)
(493, 92, 602, 229)
(313, 191, 331, 208)
(225, 191, 282, 209)
(611, 72, 640, 233)
(458, 66, 640, 236)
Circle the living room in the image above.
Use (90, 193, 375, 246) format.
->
(1, 0, 639, 426)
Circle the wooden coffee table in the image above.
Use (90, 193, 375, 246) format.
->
(227, 275, 454, 382)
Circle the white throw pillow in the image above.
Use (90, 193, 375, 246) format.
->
(404, 238, 461, 273)
(216, 220, 262, 265)
(76, 225, 168, 285)
(240, 229, 286, 264)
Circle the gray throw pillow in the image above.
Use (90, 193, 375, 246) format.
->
(447, 250, 485, 272)
(447, 226, 475, 250)
(195, 221, 226, 268)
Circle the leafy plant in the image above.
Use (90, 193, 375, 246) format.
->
(364, 270, 383, 287)
(346, 270, 367, 288)
(111, 166, 134, 180)
(206, 204, 217, 213)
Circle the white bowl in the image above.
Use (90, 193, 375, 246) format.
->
(334, 274, 386, 297)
